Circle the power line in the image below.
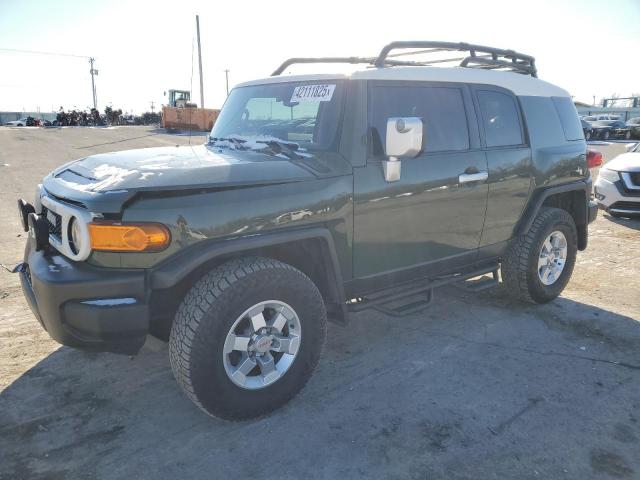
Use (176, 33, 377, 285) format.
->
(1, 47, 98, 110)
(0, 47, 90, 59)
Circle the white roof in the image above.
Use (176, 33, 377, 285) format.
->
(237, 66, 570, 98)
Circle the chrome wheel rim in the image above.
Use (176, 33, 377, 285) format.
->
(222, 300, 301, 390)
(538, 230, 567, 286)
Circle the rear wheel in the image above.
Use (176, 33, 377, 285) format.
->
(502, 207, 577, 303)
(169, 257, 327, 420)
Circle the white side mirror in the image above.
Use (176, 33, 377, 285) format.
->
(383, 117, 423, 182)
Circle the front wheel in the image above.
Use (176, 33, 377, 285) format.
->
(602, 130, 610, 140)
(502, 207, 577, 304)
(169, 257, 327, 420)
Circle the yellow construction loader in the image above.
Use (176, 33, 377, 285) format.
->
(161, 89, 219, 131)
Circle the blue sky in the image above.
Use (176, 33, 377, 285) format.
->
(0, 0, 638, 113)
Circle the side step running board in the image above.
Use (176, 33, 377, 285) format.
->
(455, 268, 500, 292)
(348, 263, 500, 317)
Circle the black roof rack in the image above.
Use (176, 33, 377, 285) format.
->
(271, 41, 537, 78)
(375, 41, 537, 77)
(270, 56, 425, 76)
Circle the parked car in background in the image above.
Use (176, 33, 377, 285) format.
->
(627, 117, 640, 139)
(583, 114, 621, 122)
(582, 119, 593, 140)
(5, 118, 28, 126)
(590, 120, 632, 140)
(594, 142, 640, 217)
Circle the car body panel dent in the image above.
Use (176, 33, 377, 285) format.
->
(89, 175, 354, 275)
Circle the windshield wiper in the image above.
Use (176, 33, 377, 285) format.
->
(210, 136, 305, 161)
(255, 140, 303, 160)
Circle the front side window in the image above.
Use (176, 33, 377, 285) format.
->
(211, 82, 344, 153)
(369, 85, 469, 156)
(477, 90, 523, 147)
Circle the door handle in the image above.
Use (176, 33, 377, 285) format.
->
(458, 171, 488, 184)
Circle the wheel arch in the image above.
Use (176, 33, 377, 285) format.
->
(516, 181, 590, 251)
(148, 228, 348, 336)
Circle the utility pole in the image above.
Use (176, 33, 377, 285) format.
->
(224, 69, 230, 96)
(196, 15, 204, 108)
(89, 57, 98, 110)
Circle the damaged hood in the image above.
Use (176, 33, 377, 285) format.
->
(42, 144, 333, 213)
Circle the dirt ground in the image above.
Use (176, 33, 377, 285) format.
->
(1, 126, 639, 479)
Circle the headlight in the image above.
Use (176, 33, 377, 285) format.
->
(88, 222, 171, 252)
(597, 168, 620, 183)
(68, 217, 83, 255)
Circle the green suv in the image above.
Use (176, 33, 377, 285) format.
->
(17, 42, 597, 420)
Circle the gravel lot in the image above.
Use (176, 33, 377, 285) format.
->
(1, 126, 639, 480)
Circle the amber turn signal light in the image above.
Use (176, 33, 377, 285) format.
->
(89, 222, 170, 252)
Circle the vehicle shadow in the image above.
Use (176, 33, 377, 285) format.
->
(601, 212, 640, 231)
(1, 288, 639, 479)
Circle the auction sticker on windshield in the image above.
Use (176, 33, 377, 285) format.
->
(291, 84, 335, 103)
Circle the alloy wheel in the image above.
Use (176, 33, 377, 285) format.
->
(222, 300, 301, 390)
(537, 230, 568, 286)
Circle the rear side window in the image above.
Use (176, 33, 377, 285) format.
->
(551, 96, 584, 141)
(369, 86, 469, 155)
(477, 90, 523, 147)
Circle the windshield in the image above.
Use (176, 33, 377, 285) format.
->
(210, 81, 344, 155)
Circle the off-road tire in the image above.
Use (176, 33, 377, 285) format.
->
(502, 207, 577, 304)
(169, 257, 327, 420)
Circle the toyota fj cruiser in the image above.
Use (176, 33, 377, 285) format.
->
(17, 41, 597, 420)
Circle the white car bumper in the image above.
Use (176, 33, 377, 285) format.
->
(594, 175, 640, 215)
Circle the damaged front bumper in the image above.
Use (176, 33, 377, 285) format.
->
(18, 207, 150, 355)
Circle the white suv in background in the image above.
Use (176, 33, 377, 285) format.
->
(595, 143, 640, 217)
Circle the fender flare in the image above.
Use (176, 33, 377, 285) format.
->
(515, 180, 591, 249)
(149, 227, 348, 322)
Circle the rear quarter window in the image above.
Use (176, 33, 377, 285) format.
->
(551, 96, 584, 141)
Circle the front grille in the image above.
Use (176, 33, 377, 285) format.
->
(610, 201, 640, 212)
(41, 206, 62, 240)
